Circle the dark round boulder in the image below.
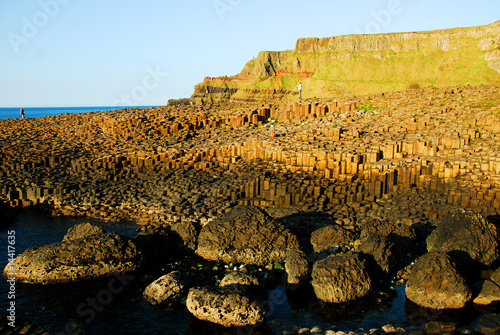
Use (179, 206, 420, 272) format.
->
(143, 271, 187, 305)
(196, 206, 300, 266)
(186, 286, 265, 327)
(310, 225, 355, 253)
(4, 223, 142, 284)
(311, 252, 372, 303)
(426, 208, 499, 266)
(406, 251, 472, 309)
(63, 222, 106, 241)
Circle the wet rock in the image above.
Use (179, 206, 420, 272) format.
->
(310, 225, 355, 253)
(285, 249, 309, 285)
(4, 228, 142, 284)
(422, 321, 457, 334)
(357, 233, 397, 275)
(476, 314, 500, 335)
(406, 251, 471, 309)
(426, 209, 499, 266)
(143, 271, 187, 305)
(196, 206, 300, 266)
(62, 222, 106, 241)
(186, 286, 265, 327)
(473, 280, 500, 305)
(311, 252, 372, 303)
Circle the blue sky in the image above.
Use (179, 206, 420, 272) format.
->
(0, 0, 498, 107)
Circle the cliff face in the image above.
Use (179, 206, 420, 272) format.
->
(187, 21, 500, 104)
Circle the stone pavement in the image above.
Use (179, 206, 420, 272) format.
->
(1, 85, 499, 229)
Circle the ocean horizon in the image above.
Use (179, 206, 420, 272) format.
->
(0, 106, 158, 120)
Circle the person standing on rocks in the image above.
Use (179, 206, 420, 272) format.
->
(20, 108, 25, 119)
(270, 124, 276, 138)
(297, 82, 302, 99)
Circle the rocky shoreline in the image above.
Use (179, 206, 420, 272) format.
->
(1, 84, 500, 334)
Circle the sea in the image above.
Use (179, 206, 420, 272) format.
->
(0, 106, 155, 120)
(0, 106, 485, 334)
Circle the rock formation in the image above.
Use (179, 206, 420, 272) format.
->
(310, 225, 355, 253)
(426, 208, 499, 266)
(311, 252, 372, 303)
(63, 222, 105, 241)
(2, 85, 500, 231)
(357, 234, 397, 275)
(143, 271, 187, 305)
(186, 286, 265, 328)
(473, 280, 500, 305)
(4, 223, 141, 284)
(187, 21, 500, 104)
(406, 251, 472, 309)
(196, 206, 300, 266)
(284, 249, 309, 285)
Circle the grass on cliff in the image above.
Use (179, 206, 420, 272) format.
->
(196, 22, 500, 100)
(238, 45, 500, 100)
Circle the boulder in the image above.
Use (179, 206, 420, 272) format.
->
(3, 225, 142, 284)
(311, 252, 372, 303)
(406, 251, 472, 309)
(310, 225, 355, 253)
(219, 271, 260, 288)
(186, 286, 265, 327)
(284, 249, 309, 285)
(359, 217, 416, 241)
(63, 222, 106, 241)
(473, 280, 500, 305)
(143, 271, 187, 305)
(171, 220, 199, 251)
(359, 218, 417, 263)
(357, 234, 397, 275)
(426, 208, 499, 266)
(196, 206, 300, 266)
(490, 266, 500, 287)
(476, 314, 500, 335)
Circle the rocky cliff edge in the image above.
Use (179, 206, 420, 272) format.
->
(176, 21, 500, 105)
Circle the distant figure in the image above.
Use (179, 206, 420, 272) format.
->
(20, 108, 25, 119)
(270, 124, 276, 138)
(297, 82, 302, 99)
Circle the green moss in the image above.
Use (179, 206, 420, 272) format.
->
(273, 262, 284, 270)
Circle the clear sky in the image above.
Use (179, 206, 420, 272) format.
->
(0, 0, 498, 107)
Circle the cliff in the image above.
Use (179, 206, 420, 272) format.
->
(185, 21, 500, 104)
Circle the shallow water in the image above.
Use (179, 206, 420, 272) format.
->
(0, 210, 488, 334)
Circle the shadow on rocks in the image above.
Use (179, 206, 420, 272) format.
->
(404, 298, 478, 327)
(274, 211, 340, 254)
